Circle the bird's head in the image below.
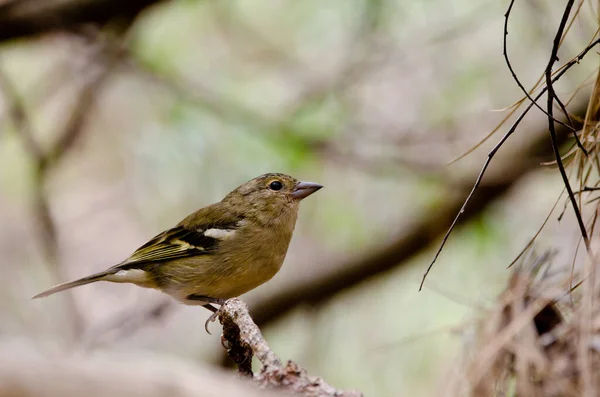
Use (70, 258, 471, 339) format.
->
(223, 173, 322, 225)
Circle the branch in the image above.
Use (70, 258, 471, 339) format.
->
(419, 35, 600, 290)
(218, 298, 362, 397)
(542, 0, 591, 254)
(502, 0, 578, 135)
(503, 0, 587, 157)
(0, 0, 169, 42)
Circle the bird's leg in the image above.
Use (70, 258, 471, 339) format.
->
(202, 304, 219, 334)
(186, 294, 227, 334)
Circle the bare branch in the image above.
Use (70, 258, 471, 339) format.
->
(0, 0, 169, 42)
(542, 0, 591, 255)
(419, 36, 600, 290)
(502, 0, 578, 135)
(218, 298, 362, 397)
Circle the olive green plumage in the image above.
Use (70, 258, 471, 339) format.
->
(33, 173, 322, 306)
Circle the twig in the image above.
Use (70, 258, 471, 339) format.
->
(508, 189, 565, 269)
(582, 186, 600, 192)
(450, 27, 599, 166)
(503, 0, 577, 134)
(553, 91, 586, 155)
(218, 298, 362, 397)
(543, 0, 591, 255)
(419, 35, 600, 291)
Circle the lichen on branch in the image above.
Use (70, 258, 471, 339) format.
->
(217, 298, 362, 397)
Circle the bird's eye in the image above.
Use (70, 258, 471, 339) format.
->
(269, 181, 283, 191)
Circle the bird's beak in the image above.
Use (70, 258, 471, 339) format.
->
(291, 181, 323, 200)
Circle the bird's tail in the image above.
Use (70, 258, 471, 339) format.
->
(32, 270, 117, 299)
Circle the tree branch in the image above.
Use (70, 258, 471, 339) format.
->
(419, 35, 600, 290)
(217, 298, 362, 397)
(542, 0, 591, 255)
(0, 0, 168, 42)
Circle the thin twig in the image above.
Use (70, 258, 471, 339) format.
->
(503, 0, 577, 134)
(419, 35, 600, 290)
(553, 91, 587, 155)
(451, 27, 599, 166)
(508, 189, 565, 269)
(543, 0, 591, 255)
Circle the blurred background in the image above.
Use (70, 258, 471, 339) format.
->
(0, 0, 599, 396)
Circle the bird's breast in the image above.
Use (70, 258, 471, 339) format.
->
(207, 223, 294, 297)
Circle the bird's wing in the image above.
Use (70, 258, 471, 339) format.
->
(115, 219, 241, 270)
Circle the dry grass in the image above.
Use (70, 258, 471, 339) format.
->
(445, 2, 600, 394)
(451, 123, 600, 395)
(452, 251, 599, 397)
(452, 76, 600, 397)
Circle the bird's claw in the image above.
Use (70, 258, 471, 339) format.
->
(204, 310, 220, 335)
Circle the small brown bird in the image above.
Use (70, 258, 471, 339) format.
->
(33, 173, 322, 316)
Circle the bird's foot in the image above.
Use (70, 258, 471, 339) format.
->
(205, 308, 221, 335)
(195, 297, 227, 334)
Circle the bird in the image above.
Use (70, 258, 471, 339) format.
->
(33, 173, 322, 320)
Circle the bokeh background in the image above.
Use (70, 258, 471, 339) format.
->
(1, 1, 599, 396)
